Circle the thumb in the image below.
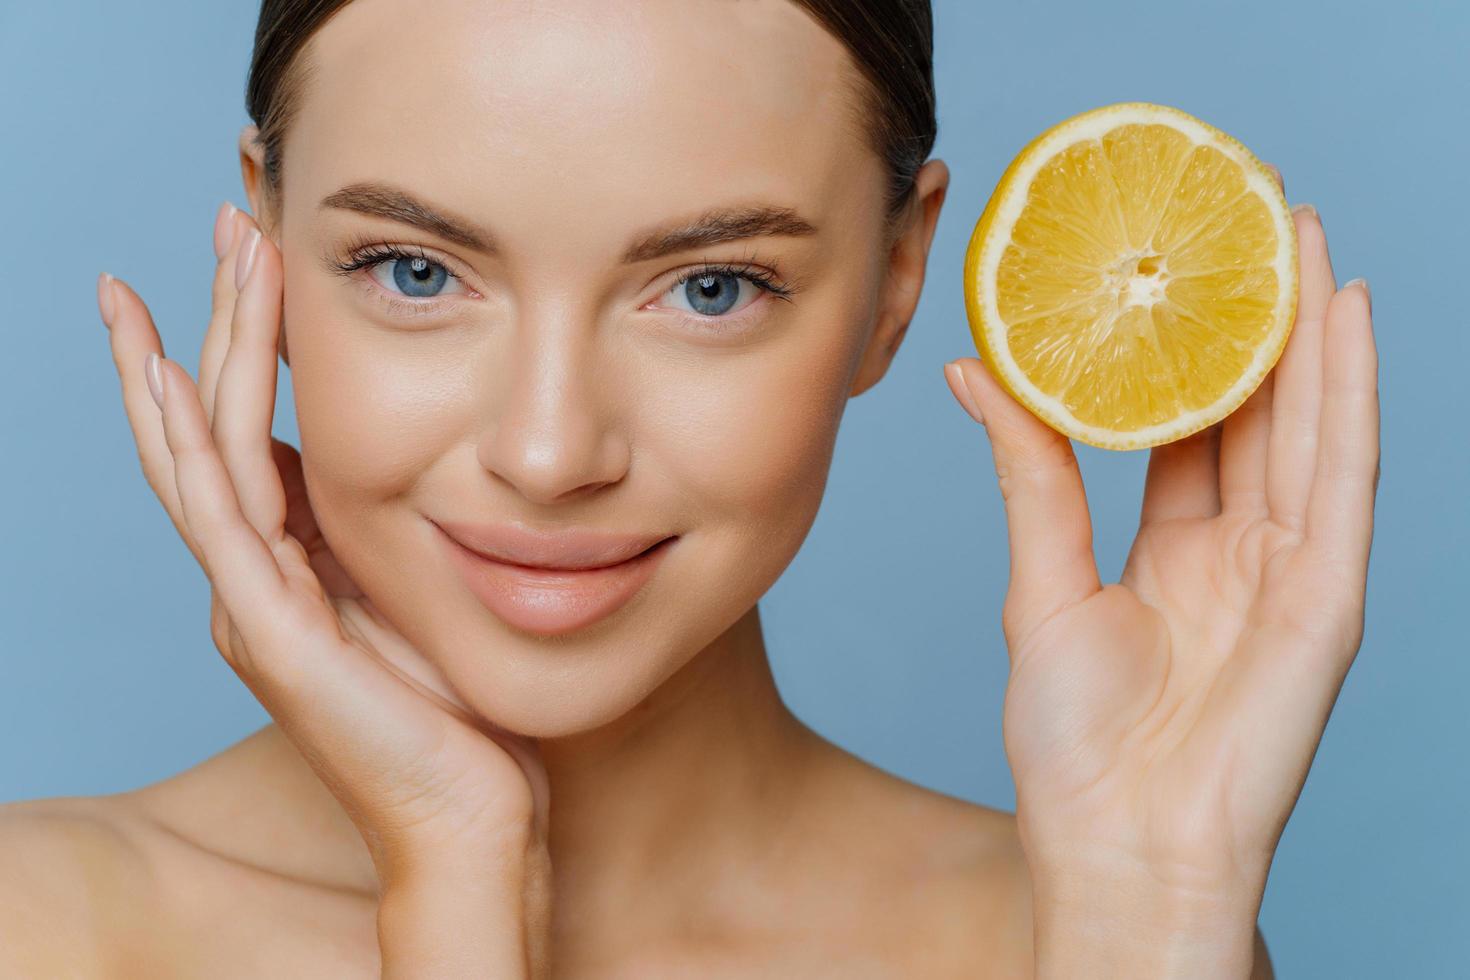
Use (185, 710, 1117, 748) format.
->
(943, 356, 1102, 649)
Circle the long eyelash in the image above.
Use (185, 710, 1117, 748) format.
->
(675, 261, 795, 301)
(330, 239, 460, 281)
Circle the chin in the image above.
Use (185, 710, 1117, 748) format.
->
(424, 612, 713, 739)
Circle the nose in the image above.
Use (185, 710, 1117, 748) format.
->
(475, 310, 630, 506)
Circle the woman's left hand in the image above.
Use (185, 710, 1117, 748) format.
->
(943, 172, 1378, 975)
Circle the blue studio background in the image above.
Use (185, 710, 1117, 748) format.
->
(2, 1, 1465, 974)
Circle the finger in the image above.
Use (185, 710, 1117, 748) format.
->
(153, 354, 293, 640)
(1198, 161, 1281, 519)
(945, 357, 1102, 650)
(272, 438, 361, 597)
(1306, 280, 1379, 574)
(1138, 420, 1222, 527)
(212, 225, 287, 538)
(100, 273, 207, 567)
(1267, 205, 1335, 533)
(1217, 368, 1274, 518)
(274, 439, 326, 553)
(201, 204, 256, 421)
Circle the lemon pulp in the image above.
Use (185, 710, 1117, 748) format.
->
(964, 102, 1298, 451)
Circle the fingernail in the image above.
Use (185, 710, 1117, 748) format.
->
(1264, 162, 1284, 191)
(1345, 277, 1371, 311)
(97, 271, 117, 327)
(1290, 202, 1319, 226)
(213, 201, 238, 260)
(145, 352, 164, 409)
(945, 361, 985, 426)
(235, 228, 261, 289)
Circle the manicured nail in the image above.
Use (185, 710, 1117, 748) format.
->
(213, 201, 238, 260)
(235, 228, 261, 289)
(945, 361, 985, 426)
(1290, 202, 1319, 226)
(1344, 277, 1371, 311)
(97, 271, 117, 327)
(145, 352, 164, 409)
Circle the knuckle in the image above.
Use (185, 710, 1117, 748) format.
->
(135, 450, 170, 496)
(210, 268, 234, 311)
(208, 599, 233, 658)
(225, 617, 262, 674)
(210, 234, 248, 307)
(208, 596, 260, 676)
(209, 414, 238, 458)
(1000, 601, 1024, 640)
(994, 442, 1078, 503)
(1319, 443, 1369, 483)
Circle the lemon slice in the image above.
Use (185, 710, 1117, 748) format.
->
(962, 101, 1297, 451)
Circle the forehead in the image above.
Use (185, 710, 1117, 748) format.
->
(287, 0, 884, 254)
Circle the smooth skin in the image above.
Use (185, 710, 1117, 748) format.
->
(4, 0, 1376, 975)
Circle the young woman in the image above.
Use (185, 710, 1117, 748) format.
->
(3, 0, 1377, 975)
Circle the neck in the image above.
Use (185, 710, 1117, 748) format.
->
(538, 603, 821, 930)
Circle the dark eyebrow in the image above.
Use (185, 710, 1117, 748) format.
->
(320, 182, 494, 252)
(319, 181, 819, 263)
(620, 204, 819, 263)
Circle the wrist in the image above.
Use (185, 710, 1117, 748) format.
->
(377, 846, 536, 979)
(1028, 855, 1265, 979)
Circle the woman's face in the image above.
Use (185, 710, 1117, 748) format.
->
(255, 0, 933, 737)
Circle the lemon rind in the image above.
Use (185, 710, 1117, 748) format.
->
(963, 101, 1299, 451)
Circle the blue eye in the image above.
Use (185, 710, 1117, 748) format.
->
(369, 252, 464, 299)
(388, 255, 449, 297)
(682, 271, 743, 316)
(332, 243, 470, 304)
(665, 265, 792, 319)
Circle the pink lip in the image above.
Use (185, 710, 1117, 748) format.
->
(432, 521, 676, 636)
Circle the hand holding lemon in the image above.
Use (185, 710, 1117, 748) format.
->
(944, 103, 1379, 974)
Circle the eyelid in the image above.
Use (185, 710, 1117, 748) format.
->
(333, 240, 482, 305)
(656, 261, 791, 311)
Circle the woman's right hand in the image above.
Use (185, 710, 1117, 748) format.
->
(97, 203, 552, 977)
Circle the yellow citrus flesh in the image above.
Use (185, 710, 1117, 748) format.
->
(963, 102, 1298, 451)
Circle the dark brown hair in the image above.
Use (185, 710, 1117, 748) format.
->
(246, 0, 936, 234)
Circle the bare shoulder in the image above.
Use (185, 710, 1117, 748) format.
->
(0, 794, 159, 977)
(0, 768, 380, 978)
(803, 742, 1034, 976)
(883, 784, 1034, 977)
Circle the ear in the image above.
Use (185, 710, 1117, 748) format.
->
(238, 124, 270, 226)
(238, 124, 290, 367)
(849, 157, 950, 398)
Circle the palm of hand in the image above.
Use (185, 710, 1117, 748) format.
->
(1004, 506, 1358, 892)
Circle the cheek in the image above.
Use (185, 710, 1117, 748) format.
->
(637, 318, 864, 546)
(284, 274, 469, 503)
